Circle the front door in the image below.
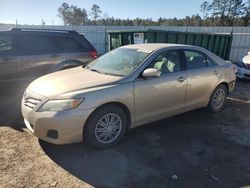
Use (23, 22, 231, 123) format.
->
(134, 50, 187, 126)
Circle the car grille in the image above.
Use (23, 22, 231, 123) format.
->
(24, 97, 41, 110)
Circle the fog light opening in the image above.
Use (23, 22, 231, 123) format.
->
(47, 130, 58, 139)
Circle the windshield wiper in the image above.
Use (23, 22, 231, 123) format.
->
(88, 68, 123, 77)
(89, 68, 108, 75)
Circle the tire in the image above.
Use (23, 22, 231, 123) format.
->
(207, 84, 228, 112)
(84, 105, 127, 149)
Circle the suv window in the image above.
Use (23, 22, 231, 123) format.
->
(184, 50, 207, 70)
(0, 35, 12, 52)
(16, 34, 57, 55)
(56, 37, 84, 52)
(148, 50, 182, 74)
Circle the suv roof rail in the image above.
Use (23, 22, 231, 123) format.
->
(10, 28, 78, 34)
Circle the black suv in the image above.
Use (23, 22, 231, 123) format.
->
(0, 28, 97, 83)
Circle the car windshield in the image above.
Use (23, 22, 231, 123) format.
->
(86, 48, 151, 77)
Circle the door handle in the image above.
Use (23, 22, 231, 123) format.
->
(213, 70, 219, 75)
(177, 76, 186, 82)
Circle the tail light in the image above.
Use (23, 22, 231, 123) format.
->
(90, 50, 97, 59)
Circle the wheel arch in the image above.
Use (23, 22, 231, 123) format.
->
(82, 102, 132, 140)
(217, 81, 229, 93)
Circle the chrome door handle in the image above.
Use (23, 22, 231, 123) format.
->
(177, 76, 186, 82)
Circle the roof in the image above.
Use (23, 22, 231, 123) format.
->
(0, 28, 80, 35)
(120, 43, 193, 51)
(107, 29, 232, 36)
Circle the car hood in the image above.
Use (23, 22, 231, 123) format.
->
(28, 67, 122, 98)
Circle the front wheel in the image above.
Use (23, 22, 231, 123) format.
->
(84, 105, 127, 149)
(207, 84, 227, 112)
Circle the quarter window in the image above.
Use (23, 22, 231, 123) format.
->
(184, 50, 207, 70)
(56, 37, 84, 52)
(0, 36, 12, 51)
(148, 51, 182, 74)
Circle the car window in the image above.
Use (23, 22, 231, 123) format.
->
(147, 50, 182, 74)
(16, 34, 57, 55)
(56, 37, 85, 52)
(184, 50, 207, 70)
(0, 35, 12, 52)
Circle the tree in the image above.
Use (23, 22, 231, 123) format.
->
(58, 3, 88, 25)
(200, 1, 212, 19)
(58, 3, 70, 25)
(91, 4, 102, 20)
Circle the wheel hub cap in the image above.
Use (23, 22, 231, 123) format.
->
(95, 113, 122, 144)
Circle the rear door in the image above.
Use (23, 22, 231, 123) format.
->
(0, 32, 16, 82)
(134, 50, 187, 125)
(183, 50, 221, 109)
(15, 33, 65, 82)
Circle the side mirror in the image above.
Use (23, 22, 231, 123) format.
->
(142, 68, 161, 78)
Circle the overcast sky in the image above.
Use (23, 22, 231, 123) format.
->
(0, 0, 246, 25)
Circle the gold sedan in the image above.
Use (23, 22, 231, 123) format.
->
(22, 44, 236, 149)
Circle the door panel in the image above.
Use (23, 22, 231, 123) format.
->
(134, 71, 187, 126)
(183, 50, 221, 109)
(16, 53, 64, 81)
(186, 66, 221, 109)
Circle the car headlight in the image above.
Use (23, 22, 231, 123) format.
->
(38, 98, 84, 112)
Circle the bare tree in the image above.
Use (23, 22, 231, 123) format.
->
(91, 4, 102, 21)
(200, 1, 212, 19)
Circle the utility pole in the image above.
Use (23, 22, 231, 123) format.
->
(15, 19, 17, 27)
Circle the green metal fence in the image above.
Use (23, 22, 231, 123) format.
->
(108, 29, 233, 60)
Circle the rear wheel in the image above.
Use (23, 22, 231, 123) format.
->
(84, 105, 127, 149)
(207, 84, 227, 112)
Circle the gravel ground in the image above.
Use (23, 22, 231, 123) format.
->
(0, 79, 250, 188)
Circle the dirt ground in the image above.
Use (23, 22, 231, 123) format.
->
(0, 79, 250, 188)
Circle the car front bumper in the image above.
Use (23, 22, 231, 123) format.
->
(21, 91, 95, 144)
(236, 66, 250, 80)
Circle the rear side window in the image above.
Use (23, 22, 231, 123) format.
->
(0, 35, 12, 52)
(56, 37, 85, 52)
(16, 34, 57, 55)
(184, 50, 207, 70)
